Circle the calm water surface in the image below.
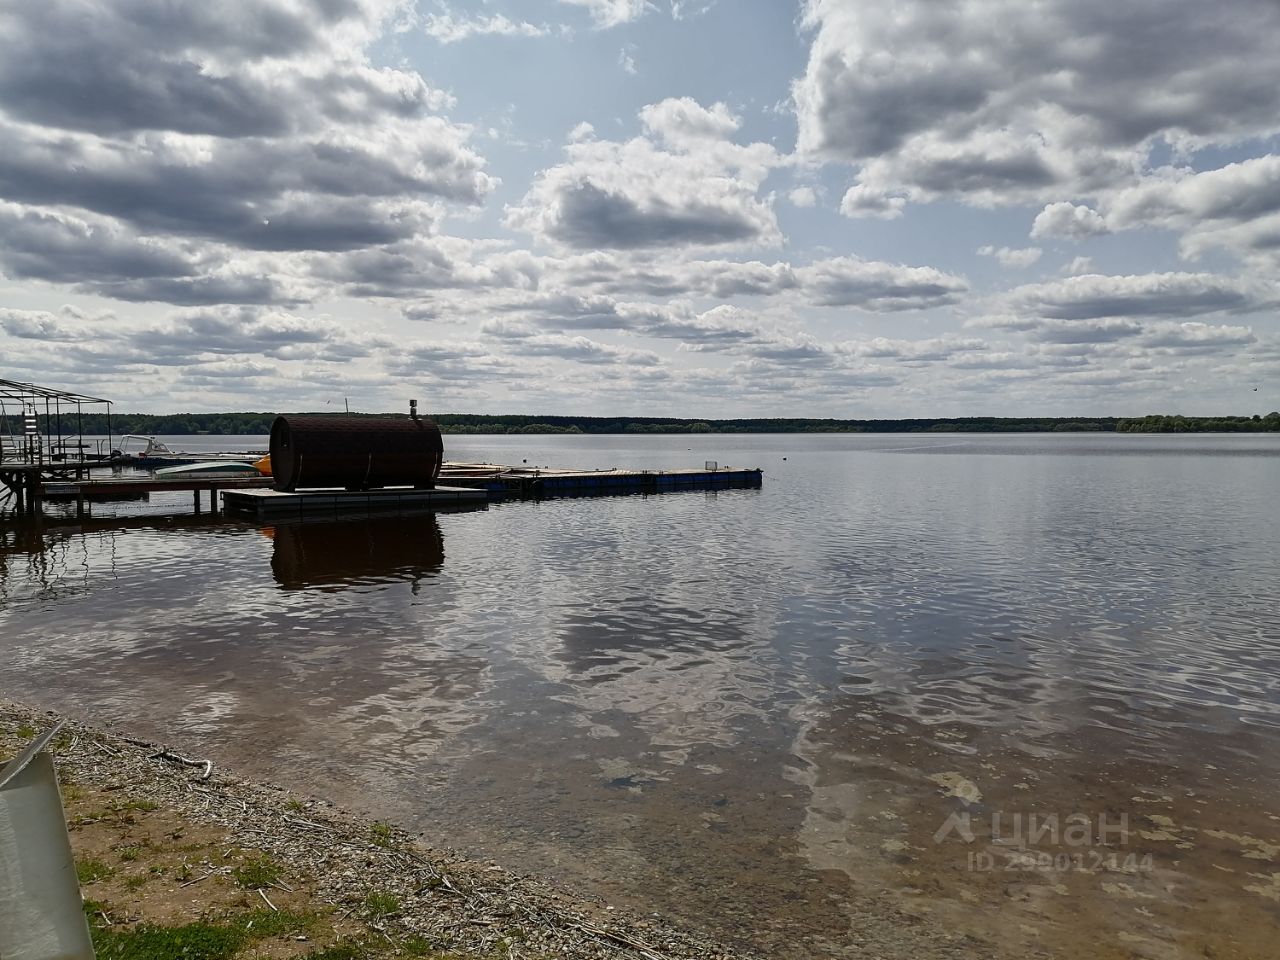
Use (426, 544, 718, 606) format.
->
(3, 433, 1279, 959)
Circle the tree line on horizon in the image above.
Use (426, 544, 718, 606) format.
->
(6, 411, 1280, 435)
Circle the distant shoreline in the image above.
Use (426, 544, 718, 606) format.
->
(7, 411, 1279, 436)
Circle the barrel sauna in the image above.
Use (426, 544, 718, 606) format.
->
(269, 415, 444, 491)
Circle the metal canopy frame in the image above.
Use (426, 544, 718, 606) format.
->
(0, 378, 113, 467)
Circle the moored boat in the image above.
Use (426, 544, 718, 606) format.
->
(154, 461, 262, 479)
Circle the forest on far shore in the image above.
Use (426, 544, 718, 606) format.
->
(7, 412, 1280, 435)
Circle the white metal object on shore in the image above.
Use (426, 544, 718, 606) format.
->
(0, 722, 96, 960)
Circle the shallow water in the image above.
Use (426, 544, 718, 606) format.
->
(3, 433, 1279, 958)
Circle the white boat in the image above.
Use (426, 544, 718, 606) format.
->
(112, 435, 268, 467)
(154, 461, 263, 479)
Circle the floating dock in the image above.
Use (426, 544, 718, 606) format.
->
(440, 463, 764, 498)
(8, 460, 761, 520)
(221, 484, 487, 519)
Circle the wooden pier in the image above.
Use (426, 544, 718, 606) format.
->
(40, 475, 273, 516)
(1, 462, 105, 516)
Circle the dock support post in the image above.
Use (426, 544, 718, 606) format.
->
(76, 492, 84, 519)
(193, 489, 201, 514)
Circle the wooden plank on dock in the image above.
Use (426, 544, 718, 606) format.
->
(40, 476, 272, 498)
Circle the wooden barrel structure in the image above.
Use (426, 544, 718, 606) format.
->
(269, 415, 443, 492)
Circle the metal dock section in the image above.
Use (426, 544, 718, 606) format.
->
(440, 464, 764, 498)
(220, 484, 487, 519)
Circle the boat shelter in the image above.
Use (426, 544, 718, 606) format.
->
(0, 379, 113, 467)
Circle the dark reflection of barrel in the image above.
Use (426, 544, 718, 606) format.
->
(270, 415, 444, 491)
(269, 513, 445, 591)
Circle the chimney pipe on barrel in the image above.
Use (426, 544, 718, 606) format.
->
(410, 399, 418, 420)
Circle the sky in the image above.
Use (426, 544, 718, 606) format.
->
(1, 0, 1279, 417)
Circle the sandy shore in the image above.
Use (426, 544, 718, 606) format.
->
(1, 700, 750, 960)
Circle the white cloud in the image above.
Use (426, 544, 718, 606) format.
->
(560, 0, 654, 29)
(424, 12, 549, 43)
(0, 0, 493, 271)
(507, 99, 781, 250)
(1006, 272, 1271, 320)
(1104, 155, 1280, 261)
(670, 1, 718, 19)
(796, 0, 1280, 213)
(618, 46, 638, 75)
(978, 245, 1043, 268)
(640, 97, 740, 145)
(788, 187, 817, 208)
(797, 257, 968, 310)
(839, 185, 905, 220)
(2, 0, 1276, 414)
(1031, 202, 1110, 240)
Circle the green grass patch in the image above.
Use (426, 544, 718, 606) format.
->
(15, 722, 37, 739)
(77, 857, 114, 885)
(113, 798, 159, 814)
(123, 876, 149, 891)
(239, 907, 321, 939)
(230, 854, 283, 889)
(369, 821, 395, 848)
(91, 921, 245, 960)
(117, 845, 143, 862)
(362, 890, 401, 920)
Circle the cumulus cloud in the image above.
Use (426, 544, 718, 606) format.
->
(978, 245, 1043, 268)
(0, 0, 455, 138)
(796, 0, 1280, 211)
(424, 12, 549, 42)
(839, 336, 988, 362)
(0, 0, 493, 309)
(1103, 155, 1280, 261)
(127, 307, 369, 363)
(796, 257, 968, 311)
(1140, 321, 1255, 351)
(0, 201, 305, 305)
(0, 307, 85, 341)
(536, 252, 968, 312)
(788, 187, 817, 208)
(0, 202, 196, 286)
(640, 98, 740, 144)
(839, 185, 906, 220)
(2, 0, 1274, 414)
(507, 98, 781, 250)
(1006, 272, 1270, 320)
(1031, 202, 1110, 240)
(504, 333, 661, 366)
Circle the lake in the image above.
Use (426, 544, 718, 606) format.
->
(2, 432, 1278, 959)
